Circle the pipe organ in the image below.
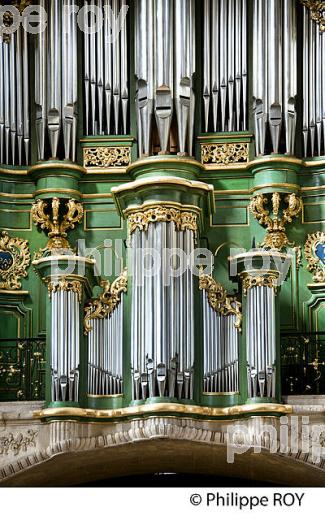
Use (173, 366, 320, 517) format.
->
(129, 209, 196, 400)
(3, 0, 319, 423)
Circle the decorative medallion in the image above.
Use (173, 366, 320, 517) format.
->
(301, 1, 325, 31)
(31, 197, 83, 255)
(84, 269, 128, 333)
(250, 192, 302, 250)
(127, 206, 198, 238)
(83, 146, 131, 169)
(201, 142, 249, 166)
(199, 270, 242, 330)
(0, 231, 30, 290)
(304, 232, 325, 283)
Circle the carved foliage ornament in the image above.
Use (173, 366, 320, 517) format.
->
(199, 271, 242, 331)
(0, 430, 38, 456)
(0, 1, 31, 43)
(84, 269, 128, 333)
(0, 231, 30, 290)
(241, 274, 279, 295)
(304, 232, 325, 283)
(127, 206, 198, 238)
(250, 192, 302, 250)
(201, 143, 249, 166)
(84, 146, 131, 169)
(46, 279, 83, 302)
(301, 1, 325, 31)
(31, 198, 83, 253)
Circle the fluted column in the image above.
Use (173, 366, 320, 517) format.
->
(33, 256, 95, 406)
(230, 250, 291, 403)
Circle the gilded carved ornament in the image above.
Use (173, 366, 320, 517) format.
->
(127, 206, 198, 238)
(83, 146, 131, 168)
(31, 197, 83, 257)
(201, 142, 249, 165)
(301, 1, 325, 31)
(304, 231, 325, 283)
(0, 231, 30, 290)
(45, 279, 84, 302)
(240, 274, 279, 295)
(199, 269, 242, 331)
(250, 192, 302, 250)
(84, 269, 128, 333)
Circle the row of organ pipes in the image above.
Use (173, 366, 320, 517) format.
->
(51, 288, 80, 402)
(130, 223, 195, 400)
(87, 299, 124, 395)
(0, 27, 29, 166)
(2, 1, 325, 163)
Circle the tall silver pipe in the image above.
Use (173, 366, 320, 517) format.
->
(9, 34, 16, 165)
(303, 6, 309, 156)
(203, 0, 211, 132)
(48, 0, 61, 157)
(211, 0, 219, 132)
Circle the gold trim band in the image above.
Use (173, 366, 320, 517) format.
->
(34, 402, 292, 420)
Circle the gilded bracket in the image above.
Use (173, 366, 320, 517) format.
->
(250, 192, 302, 250)
(240, 274, 279, 295)
(199, 271, 242, 331)
(0, 231, 30, 290)
(31, 197, 83, 256)
(46, 279, 84, 303)
(84, 269, 128, 333)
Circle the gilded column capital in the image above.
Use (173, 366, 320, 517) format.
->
(126, 204, 198, 237)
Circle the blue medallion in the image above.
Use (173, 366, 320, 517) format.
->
(315, 242, 325, 265)
(0, 251, 14, 271)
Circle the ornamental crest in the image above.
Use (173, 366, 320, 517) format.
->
(0, 231, 30, 290)
(304, 232, 325, 283)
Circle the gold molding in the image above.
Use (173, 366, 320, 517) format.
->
(28, 162, 85, 174)
(112, 175, 214, 195)
(46, 279, 83, 302)
(0, 231, 31, 290)
(87, 394, 123, 399)
(252, 182, 300, 193)
(33, 402, 292, 420)
(199, 271, 242, 330)
(0, 167, 28, 175)
(33, 188, 82, 198)
(84, 269, 128, 333)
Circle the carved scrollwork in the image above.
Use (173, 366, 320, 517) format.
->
(127, 206, 198, 238)
(301, 1, 325, 31)
(304, 232, 325, 283)
(84, 269, 128, 333)
(199, 270, 242, 330)
(201, 143, 249, 165)
(83, 146, 131, 168)
(0, 231, 30, 290)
